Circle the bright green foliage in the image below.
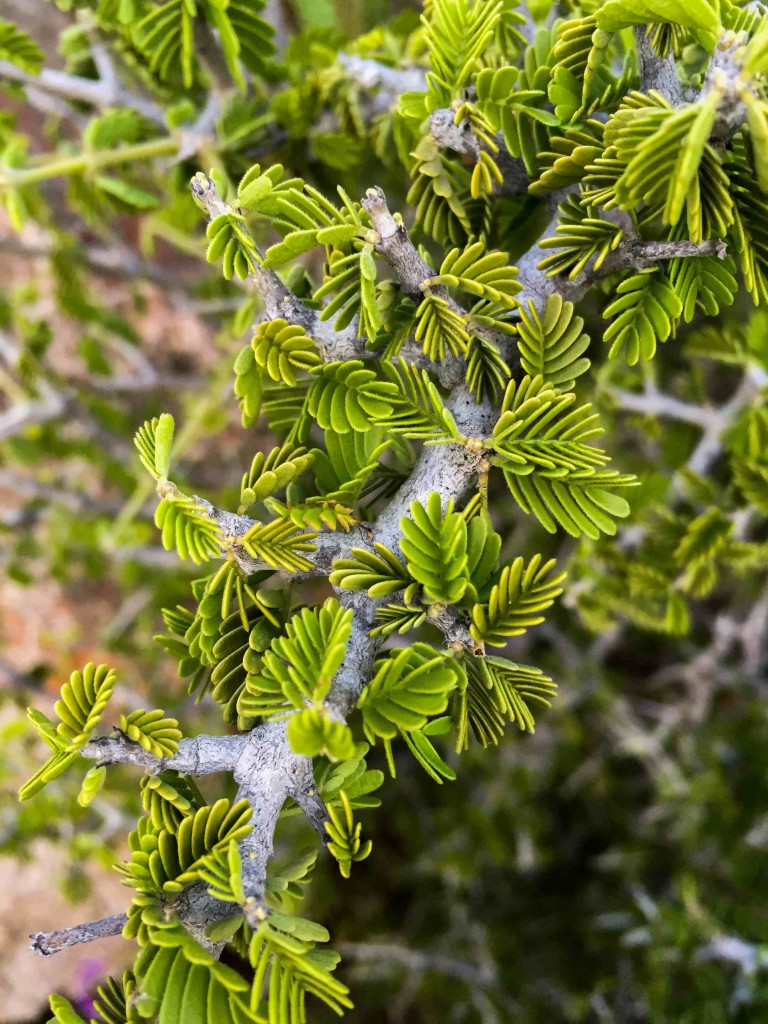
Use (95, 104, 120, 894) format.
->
(237, 163, 303, 215)
(490, 375, 637, 538)
(135, 0, 272, 89)
(330, 543, 411, 598)
(241, 518, 317, 572)
(91, 972, 139, 1024)
(358, 644, 460, 741)
(0, 19, 44, 73)
(379, 361, 464, 443)
(369, 603, 427, 638)
(307, 361, 397, 433)
(603, 270, 683, 364)
(249, 913, 353, 1021)
(454, 655, 558, 748)
(470, 555, 566, 648)
(54, 662, 117, 750)
(134, 414, 175, 481)
(315, 742, 384, 810)
(239, 446, 315, 511)
(198, 839, 245, 903)
(516, 294, 591, 389)
(596, 0, 721, 52)
(249, 320, 322, 387)
(239, 598, 353, 723)
(204, 208, 260, 281)
(414, 293, 471, 360)
(465, 334, 511, 403)
(77, 765, 107, 808)
(287, 709, 356, 761)
(234, 345, 263, 427)
(117, 709, 183, 758)
(155, 496, 224, 563)
(399, 494, 469, 605)
(119, 798, 252, 903)
(424, 242, 521, 306)
(422, 0, 503, 107)
(324, 791, 372, 878)
(131, 929, 258, 1023)
(14, 0, 768, 1021)
(669, 249, 738, 322)
(538, 195, 624, 278)
(140, 772, 204, 833)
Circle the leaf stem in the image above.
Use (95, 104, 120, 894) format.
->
(0, 136, 180, 190)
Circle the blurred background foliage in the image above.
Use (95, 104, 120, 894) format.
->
(2, 0, 768, 1021)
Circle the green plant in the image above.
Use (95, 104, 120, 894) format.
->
(4, 1, 768, 1022)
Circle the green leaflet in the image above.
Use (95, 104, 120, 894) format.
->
(77, 765, 107, 808)
(606, 96, 734, 243)
(134, 413, 175, 481)
(239, 444, 315, 511)
(538, 195, 624, 280)
(358, 643, 460, 740)
(234, 344, 263, 427)
(515, 294, 591, 390)
(308, 361, 398, 433)
(140, 771, 204, 833)
(424, 241, 521, 307)
(603, 269, 683, 364)
(198, 838, 245, 904)
(134, 0, 273, 89)
(422, 0, 504, 107)
(117, 709, 183, 758)
(746, 96, 768, 194)
(132, 929, 258, 1023)
(287, 708, 356, 761)
(399, 493, 469, 605)
(596, 0, 721, 52)
(241, 517, 317, 572)
(55, 662, 117, 750)
(489, 374, 638, 537)
(465, 334, 511, 403)
(205, 209, 259, 280)
(119, 798, 253, 900)
(242, 597, 353, 714)
(324, 790, 372, 877)
(155, 497, 223, 564)
(728, 137, 768, 306)
(330, 543, 411, 598)
(414, 293, 471, 360)
(470, 555, 566, 648)
(0, 20, 43, 74)
(249, 319, 322, 387)
(454, 655, 558, 749)
(248, 913, 353, 1021)
(379, 360, 464, 443)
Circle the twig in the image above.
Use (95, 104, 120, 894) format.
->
(30, 914, 129, 957)
(190, 174, 365, 362)
(338, 941, 497, 990)
(0, 60, 165, 126)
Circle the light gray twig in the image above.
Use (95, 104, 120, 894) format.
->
(30, 913, 129, 957)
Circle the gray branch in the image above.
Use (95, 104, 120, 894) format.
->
(0, 60, 165, 126)
(30, 913, 129, 957)
(429, 109, 530, 197)
(81, 732, 249, 775)
(361, 186, 512, 383)
(190, 174, 365, 362)
(633, 26, 686, 105)
(337, 52, 427, 100)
